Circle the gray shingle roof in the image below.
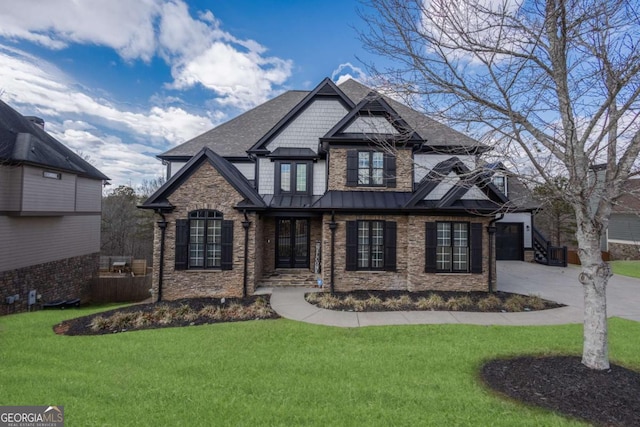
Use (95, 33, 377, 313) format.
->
(159, 78, 484, 159)
(0, 100, 109, 180)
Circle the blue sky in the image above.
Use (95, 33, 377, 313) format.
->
(0, 0, 377, 188)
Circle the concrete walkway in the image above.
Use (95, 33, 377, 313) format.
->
(266, 261, 640, 327)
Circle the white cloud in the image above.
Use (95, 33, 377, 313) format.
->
(332, 63, 368, 85)
(0, 46, 216, 185)
(0, 0, 160, 60)
(0, 0, 293, 109)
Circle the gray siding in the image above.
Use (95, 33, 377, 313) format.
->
(267, 99, 348, 152)
(608, 214, 640, 242)
(0, 214, 101, 272)
(21, 165, 76, 212)
(0, 165, 22, 211)
(313, 159, 326, 196)
(75, 177, 102, 212)
(258, 157, 275, 195)
(232, 162, 255, 181)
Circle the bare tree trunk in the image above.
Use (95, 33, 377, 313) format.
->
(575, 213, 611, 370)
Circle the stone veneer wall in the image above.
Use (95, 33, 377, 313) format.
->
(0, 252, 99, 316)
(609, 242, 640, 260)
(151, 162, 257, 300)
(320, 213, 494, 293)
(327, 147, 414, 192)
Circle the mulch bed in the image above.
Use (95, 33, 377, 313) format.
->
(306, 290, 564, 312)
(481, 356, 640, 426)
(53, 296, 279, 336)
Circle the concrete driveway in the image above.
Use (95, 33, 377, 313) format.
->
(497, 261, 640, 322)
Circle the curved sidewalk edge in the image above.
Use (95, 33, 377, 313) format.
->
(268, 287, 585, 328)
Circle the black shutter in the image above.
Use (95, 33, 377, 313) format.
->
(384, 153, 396, 188)
(346, 150, 358, 187)
(345, 221, 358, 271)
(470, 222, 483, 274)
(175, 219, 189, 270)
(383, 221, 397, 271)
(425, 222, 437, 273)
(221, 220, 234, 270)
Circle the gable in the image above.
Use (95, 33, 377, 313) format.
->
(343, 116, 399, 134)
(266, 99, 349, 152)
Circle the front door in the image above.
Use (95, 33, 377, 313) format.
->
(276, 219, 309, 268)
(496, 223, 524, 260)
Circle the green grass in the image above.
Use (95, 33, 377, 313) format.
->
(2, 307, 639, 426)
(611, 260, 640, 278)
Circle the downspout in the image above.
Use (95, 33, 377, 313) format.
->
(241, 210, 251, 298)
(156, 211, 168, 302)
(328, 211, 337, 294)
(487, 214, 504, 293)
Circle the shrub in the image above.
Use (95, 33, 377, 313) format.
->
(317, 293, 341, 309)
(525, 294, 546, 310)
(445, 295, 473, 311)
(226, 302, 245, 319)
(383, 297, 404, 310)
(397, 294, 413, 308)
(132, 312, 153, 328)
(477, 294, 502, 311)
(176, 304, 193, 317)
(305, 293, 319, 304)
(199, 305, 223, 320)
(109, 311, 137, 329)
(342, 294, 359, 309)
(420, 294, 445, 310)
(364, 294, 383, 310)
(89, 315, 109, 332)
(504, 295, 527, 312)
(254, 297, 268, 307)
(253, 305, 274, 319)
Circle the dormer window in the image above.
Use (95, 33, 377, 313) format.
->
(493, 175, 507, 196)
(358, 151, 384, 186)
(276, 161, 311, 195)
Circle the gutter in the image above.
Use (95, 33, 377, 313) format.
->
(241, 210, 251, 298)
(487, 214, 504, 293)
(328, 211, 337, 294)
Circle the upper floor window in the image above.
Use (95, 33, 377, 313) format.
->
(346, 150, 396, 188)
(276, 161, 311, 195)
(493, 175, 507, 196)
(174, 210, 234, 271)
(358, 151, 384, 186)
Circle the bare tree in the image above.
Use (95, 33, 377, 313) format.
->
(359, 0, 640, 369)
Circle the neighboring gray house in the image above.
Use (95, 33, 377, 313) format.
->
(0, 100, 109, 315)
(141, 78, 534, 301)
(604, 179, 640, 260)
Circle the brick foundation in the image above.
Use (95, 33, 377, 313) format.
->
(0, 253, 99, 316)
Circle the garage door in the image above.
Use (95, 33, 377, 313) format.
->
(496, 223, 523, 260)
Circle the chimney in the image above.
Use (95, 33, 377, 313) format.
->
(25, 116, 45, 129)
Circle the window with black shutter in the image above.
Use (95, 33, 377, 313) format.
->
(346, 220, 396, 271)
(425, 221, 483, 274)
(346, 150, 396, 188)
(174, 210, 234, 270)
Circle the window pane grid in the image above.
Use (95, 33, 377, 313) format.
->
(436, 222, 469, 273)
(189, 211, 223, 269)
(357, 221, 384, 270)
(357, 151, 385, 187)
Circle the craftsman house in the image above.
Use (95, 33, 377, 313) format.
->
(142, 78, 528, 300)
(0, 100, 109, 314)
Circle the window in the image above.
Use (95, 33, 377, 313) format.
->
(346, 150, 396, 188)
(436, 222, 469, 272)
(346, 220, 396, 271)
(426, 222, 482, 274)
(277, 161, 311, 194)
(357, 220, 385, 269)
(358, 151, 384, 186)
(175, 211, 234, 270)
(493, 175, 507, 195)
(188, 210, 222, 268)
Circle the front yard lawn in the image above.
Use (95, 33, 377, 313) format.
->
(1, 306, 639, 426)
(611, 260, 640, 278)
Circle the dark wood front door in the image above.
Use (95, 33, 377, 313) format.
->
(276, 219, 310, 268)
(496, 223, 524, 260)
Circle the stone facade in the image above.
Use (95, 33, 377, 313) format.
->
(0, 252, 99, 315)
(319, 213, 494, 293)
(152, 161, 258, 300)
(608, 242, 640, 260)
(328, 147, 414, 192)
